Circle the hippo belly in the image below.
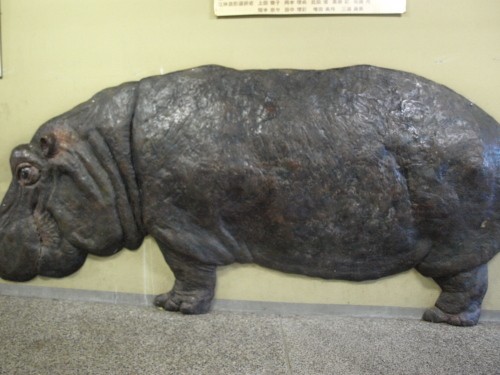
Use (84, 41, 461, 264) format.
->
(140, 133, 423, 281)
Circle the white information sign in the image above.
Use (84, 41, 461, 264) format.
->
(215, 0, 406, 16)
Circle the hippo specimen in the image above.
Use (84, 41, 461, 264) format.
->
(0, 65, 498, 326)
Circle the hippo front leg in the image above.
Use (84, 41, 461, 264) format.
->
(155, 244, 216, 314)
(423, 264, 488, 326)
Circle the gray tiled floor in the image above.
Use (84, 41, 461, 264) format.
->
(0, 295, 498, 374)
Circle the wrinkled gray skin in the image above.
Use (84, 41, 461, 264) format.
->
(0, 65, 498, 326)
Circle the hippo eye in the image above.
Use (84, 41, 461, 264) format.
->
(16, 164, 41, 186)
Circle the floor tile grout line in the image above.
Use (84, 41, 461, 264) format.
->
(279, 316, 294, 375)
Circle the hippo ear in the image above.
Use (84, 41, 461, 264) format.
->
(40, 134, 58, 158)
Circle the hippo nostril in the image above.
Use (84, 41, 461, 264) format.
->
(0, 200, 11, 217)
(0, 182, 19, 215)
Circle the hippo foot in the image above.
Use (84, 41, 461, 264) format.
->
(422, 306, 480, 327)
(154, 289, 213, 314)
(420, 264, 488, 327)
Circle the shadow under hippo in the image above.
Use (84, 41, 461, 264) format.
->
(0, 65, 498, 326)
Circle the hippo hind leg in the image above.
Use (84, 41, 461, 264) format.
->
(155, 245, 216, 314)
(422, 264, 488, 326)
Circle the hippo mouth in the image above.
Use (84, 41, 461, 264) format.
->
(0, 208, 86, 281)
(34, 210, 60, 251)
(33, 209, 87, 278)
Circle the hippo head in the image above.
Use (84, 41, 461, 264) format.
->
(0, 91, 143, 281)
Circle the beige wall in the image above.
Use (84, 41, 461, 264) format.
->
(0, 0, 499, 310)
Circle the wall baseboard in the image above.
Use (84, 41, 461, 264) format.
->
(1, 283, 499, 322)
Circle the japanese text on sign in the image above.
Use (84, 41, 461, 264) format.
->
(214, 0, 406, 16)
